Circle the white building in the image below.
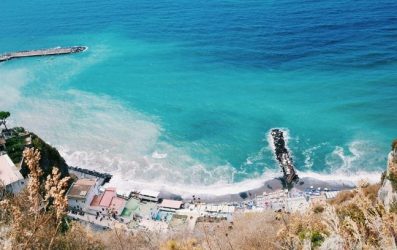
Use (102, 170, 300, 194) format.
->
(67, 178, 99, 211)
(187, 203, 235, 218)
(0, 154, 25, 194)
(256, 190, 288, 211)
(255, 195, 270, 209)
(139, 189, 160, 202)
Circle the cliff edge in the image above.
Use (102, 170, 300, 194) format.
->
(378, 147, 397, 211)
(2, 127, 69, 180)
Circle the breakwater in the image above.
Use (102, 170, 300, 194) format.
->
(68, 166, 112, 185)
(0, 46, 87, 62)
(270, 129, 298, 186)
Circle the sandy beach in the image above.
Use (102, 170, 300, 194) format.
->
(159, 176, 356, 203)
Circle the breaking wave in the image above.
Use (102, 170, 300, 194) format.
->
(1, 39, 388, 198)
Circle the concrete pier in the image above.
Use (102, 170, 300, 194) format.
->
(0, 46, 87, 62)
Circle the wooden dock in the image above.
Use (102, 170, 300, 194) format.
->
(0, 46, 87, 62)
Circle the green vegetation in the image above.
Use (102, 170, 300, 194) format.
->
(2, 127, 69, 180)
(13, 127, 26, 134)
(3, 128, 29, 164)
(5, 136, 25, 164)
(311, 231, 325, 248)
(20, 133, 69, 180)
(0, 111, 10, 130)
(297, 228, 326, 248)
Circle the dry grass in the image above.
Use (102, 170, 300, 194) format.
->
(100, 228, 161, 250)
(361, 183, 381, 202)
(268, 181, 397, 249)
(328, 190, 356, 205)
(191, 211, 285, 250)
(0, 147, 103, 249)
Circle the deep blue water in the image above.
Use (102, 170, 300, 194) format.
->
(1, 0, 397, 193)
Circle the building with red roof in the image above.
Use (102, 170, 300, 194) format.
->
(90, 187, 127, 215)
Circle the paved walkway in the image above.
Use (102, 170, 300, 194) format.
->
(68, 212, 169, 232)
(68, 212, 125, 229)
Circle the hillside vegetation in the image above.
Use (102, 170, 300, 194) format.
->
(3, 127, 69, 180)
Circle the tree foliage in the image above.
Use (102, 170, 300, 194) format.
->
(0, 111, 10, 120)
(0, 111, 10, 130)
(20, 133, 69, 181)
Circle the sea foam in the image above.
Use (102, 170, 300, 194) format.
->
(1, 35, 391, 197)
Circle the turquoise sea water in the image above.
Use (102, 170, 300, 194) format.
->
(1, 0, 397, 194)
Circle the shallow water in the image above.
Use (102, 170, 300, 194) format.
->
(1, 0, 396, 194)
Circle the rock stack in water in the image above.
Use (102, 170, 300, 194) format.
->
(270, 129, 298, 187)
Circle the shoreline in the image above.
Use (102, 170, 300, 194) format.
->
(158, 176, 357, 203)
(100, 169, 382, 203)
(88, 164, 382, 204)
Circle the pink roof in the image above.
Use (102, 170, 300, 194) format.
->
(90, 195, 102, 207)
(99, 188, 116, 207)
(110, 197, 126, 212)
(89, 188, 126, 213)
(160, 199, 183, 209)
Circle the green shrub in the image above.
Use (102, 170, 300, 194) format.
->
(13, 127, 26, 134)
(5, 136, 25, 163)
(298, 229, 308, 241)
(311, 231, 325, 248)
(28, 133, 69, 179)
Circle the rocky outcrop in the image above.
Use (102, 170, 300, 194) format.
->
(378, 151, 397, 211)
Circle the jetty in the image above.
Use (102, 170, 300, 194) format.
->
(270, 129, 298, 186)
(0, 46, 87, 62)
(68, 166, 112, 185)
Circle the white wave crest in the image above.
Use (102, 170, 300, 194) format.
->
(1, 41, 387, 198)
